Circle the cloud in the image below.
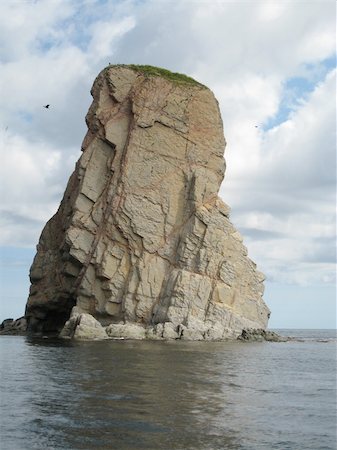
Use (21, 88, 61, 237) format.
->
(0, 129, 79, 245)
(263, 71, 336, 189)
(220, 68, 336, 283)
(0, 0, 75, 62)
(88, 16, 136, 61)
(0, 211, 44, 248)
(0, 0, 335, 290)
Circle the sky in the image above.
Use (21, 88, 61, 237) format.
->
(0, 0, 336, 328)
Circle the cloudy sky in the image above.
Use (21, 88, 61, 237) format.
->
(0, 0, 335, 328)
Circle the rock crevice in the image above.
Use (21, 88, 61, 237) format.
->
(25, 65, 270, 339)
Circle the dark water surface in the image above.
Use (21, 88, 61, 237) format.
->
(0, 330, 336, 450)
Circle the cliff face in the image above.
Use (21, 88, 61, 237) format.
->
(25, 65, 270, 339)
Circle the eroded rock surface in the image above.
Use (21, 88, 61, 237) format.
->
(25, 65, 270, 339)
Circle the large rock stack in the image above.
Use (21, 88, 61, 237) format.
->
(25, 65, 270, 339)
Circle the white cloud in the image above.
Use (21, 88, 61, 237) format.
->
(0, 0, 75, 61)
(262, 70, 336, 188)
(0, 131, 66, 214)
(257, 3, 287, 22)
(88, 16, 136, 61)
(220, 68, 336, 285)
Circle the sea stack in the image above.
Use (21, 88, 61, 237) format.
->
(25, 65, 270, 339)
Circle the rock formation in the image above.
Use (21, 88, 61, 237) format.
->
(0, 317, 27, 335)
(25, 65, 270, 340)
(237, 329, 287, 342)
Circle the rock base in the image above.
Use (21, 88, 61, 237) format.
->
(59, 308, 109, 340)
(58, 309, 250, 341)
(0, 314, 285, 343)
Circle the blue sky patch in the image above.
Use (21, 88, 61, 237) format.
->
(17, 110, 33, 123)
(262, 55, 336, 131)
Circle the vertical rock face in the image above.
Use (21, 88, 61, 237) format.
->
(25, 65, 270, 339)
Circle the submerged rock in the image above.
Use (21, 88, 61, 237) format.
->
(25, 64, 270, 340)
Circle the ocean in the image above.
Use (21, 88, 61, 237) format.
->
(0, 330, 336, 450)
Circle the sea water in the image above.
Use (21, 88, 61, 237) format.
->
(0, 330, 336, 450)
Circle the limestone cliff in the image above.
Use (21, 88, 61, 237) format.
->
(25, 65, 270, 339)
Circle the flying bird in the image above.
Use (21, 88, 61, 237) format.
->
(43, 104, 50, 109)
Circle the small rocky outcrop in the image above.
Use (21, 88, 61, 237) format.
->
(0, 317, 27, 335)
(237, 328, 288, 342)
(25, 65, 270, 340)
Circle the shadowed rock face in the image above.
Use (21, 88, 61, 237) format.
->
(25, 65, 270, 338)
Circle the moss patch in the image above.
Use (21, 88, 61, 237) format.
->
(108, 64, 205, 88)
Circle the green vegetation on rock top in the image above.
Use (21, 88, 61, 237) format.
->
(108, 64, 206, 88)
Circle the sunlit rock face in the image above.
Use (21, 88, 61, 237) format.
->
(25, 65, 270, 339)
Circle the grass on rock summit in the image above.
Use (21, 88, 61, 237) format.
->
(108, 64, 205, 88)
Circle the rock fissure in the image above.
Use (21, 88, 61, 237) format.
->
(71, 161, 117, 296)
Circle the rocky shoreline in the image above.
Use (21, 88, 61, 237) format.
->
(1, 313, 288, 342)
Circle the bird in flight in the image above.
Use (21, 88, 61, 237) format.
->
(43, 104, 50, 109)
